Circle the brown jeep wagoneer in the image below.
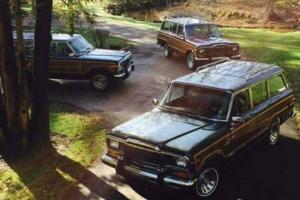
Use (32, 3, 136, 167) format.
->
(16, 33, 134, 91)
(157, 17, 240, 70)
(102, 59, 295, 199)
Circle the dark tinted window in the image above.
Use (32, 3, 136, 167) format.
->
(268, 75, 287, 97)
(251, 82, 268, 106)
(170, 23, 177, 33)
(161, 21, 171, 31)
(177, 25, 184, 36)
(234, 90, 251, 116)
(50, 41, 72, 57)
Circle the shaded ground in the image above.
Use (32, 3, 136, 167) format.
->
(47, 21, 300, 200)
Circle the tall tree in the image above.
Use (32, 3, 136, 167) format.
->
(30, 0, 53, 147)
(265, 0, 277, 21)
(0, 0, 24, 155)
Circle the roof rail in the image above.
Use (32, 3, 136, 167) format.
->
(246, 64, 277, 80)
(196, 58, 231, 72)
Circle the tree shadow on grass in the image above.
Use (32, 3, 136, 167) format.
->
(2, 146, 129, 200)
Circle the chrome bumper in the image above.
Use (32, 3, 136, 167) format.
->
(195, 54, 241, 61)
(101, 154, 197, 187)
(114, 61, 135, 78)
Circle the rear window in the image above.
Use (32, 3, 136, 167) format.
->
(268, 75, 287, 97)
(170, 23, 177, 33)
(251, 82, 268, 106)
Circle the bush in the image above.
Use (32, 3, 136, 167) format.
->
(91, 28, 110, 48)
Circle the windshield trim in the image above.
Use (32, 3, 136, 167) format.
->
(158, 82, 233, 122)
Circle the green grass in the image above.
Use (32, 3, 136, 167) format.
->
(0, 103, 107, 200)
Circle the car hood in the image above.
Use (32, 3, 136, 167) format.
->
(111, 110, 225, 153)
(81, 49, 130, 62)
(187, 36, 237, 46)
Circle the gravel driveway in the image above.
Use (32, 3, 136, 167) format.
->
(49, 21, 300, 200)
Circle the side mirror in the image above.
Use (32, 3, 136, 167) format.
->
(232, 116, 244, 123)
(69, 53, 75, 57)
(152, 99, 158, 105)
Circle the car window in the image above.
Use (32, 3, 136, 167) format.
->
(161, 21, 171, 31)
(234, 89, 251, 116)
(251, 82, 268, 106)
(50, 41, 72, 57)
(177, 25, 184, 37)
(170, 23, 177, 34)
(268, 75, 287, 97)
(24, 41, 34, 56)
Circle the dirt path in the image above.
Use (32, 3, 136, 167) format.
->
(50, 20, 300, 200)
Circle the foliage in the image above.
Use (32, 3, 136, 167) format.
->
(276, 0, 300, 9)
(91, 28, 110, 48)
(53, 0, 97, 34)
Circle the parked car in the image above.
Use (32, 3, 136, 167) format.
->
(102, 59, 296, 199)
(157, 17, 240, 70)
(15, 32, 134, 91)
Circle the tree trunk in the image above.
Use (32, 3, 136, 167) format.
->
(30, 0, 52, 148)
(13, 0, 29, 151)
(265, 0, 277, 21)
(67, 0, 74, 35)
(0, 0, 24, 156)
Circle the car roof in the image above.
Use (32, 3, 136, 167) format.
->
(165, 17, 211, 25)
(14, 32, 81, 41)
(173, 59, 283, 92)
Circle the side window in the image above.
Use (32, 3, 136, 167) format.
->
(161, 21, 171, 31)
(177, 25, 184, 37)
(268, 75, 287, 97)
(50, 41, 72, 57)
(24, 41, 34, 56)
(251, 82, 268, 107)
(233, 90, 251, 116)
(170, 23, 177, 34)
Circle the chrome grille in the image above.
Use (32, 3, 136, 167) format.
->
(210, 45, 229, 57)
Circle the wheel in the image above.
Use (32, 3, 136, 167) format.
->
(163, 44, 173, 58)
(195, 166, 220, 199)
(268, 118, 280, 146)
(187, 52, 196, 70)
(90, 73, 110, 91)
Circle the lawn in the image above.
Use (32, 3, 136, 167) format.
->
(0, 103, 106, 200)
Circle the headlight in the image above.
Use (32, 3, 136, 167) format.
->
(232, 46, 238, 51)
(117, 62, 123, 71)
(109, 140, 119, 149)
(198, 48, 205, 54)
(176, 157, 189, 168)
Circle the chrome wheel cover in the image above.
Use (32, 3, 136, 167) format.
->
(187, 53, 195, 69)
(269, 121, 279, 145)
(196, 168, 219, 197)
(92, 74, 108, 90)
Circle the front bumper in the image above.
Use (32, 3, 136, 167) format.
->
(195, 54, 241, 61)
(102, 154, 197, 188)
(114, 61, 135, 79)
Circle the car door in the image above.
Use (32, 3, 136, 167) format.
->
(49, 41, 80, 77)
(172, 24, 188, 54)
(224, 89, 256, 156)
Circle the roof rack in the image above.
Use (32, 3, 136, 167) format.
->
(196, 58, 231, 72)
(246, 64, 277, 80)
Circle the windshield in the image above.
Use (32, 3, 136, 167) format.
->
(159, 83, 231, 121)
(68, 36, 93, 55)
(185, 24, 220, 38)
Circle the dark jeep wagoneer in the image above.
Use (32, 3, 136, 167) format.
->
(16, 33, 134, 91)
(102, 59, 295, 199)
(157, 17, 240, 70)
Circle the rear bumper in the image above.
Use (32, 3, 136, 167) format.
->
(101, 154, 197, 188)
(195, 54, 241, 61)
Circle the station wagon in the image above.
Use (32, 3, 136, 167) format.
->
(157, 17, 240, 70)
(15, 33, 135, 91)
(102, 59, 295, 199)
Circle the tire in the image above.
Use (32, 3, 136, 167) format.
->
(90, 73, 110, 91)
(194, 165, 220, 199)
(267, 118, 280, 146)
(187, 52, 196, 70)
(163, 44, 173, 58)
